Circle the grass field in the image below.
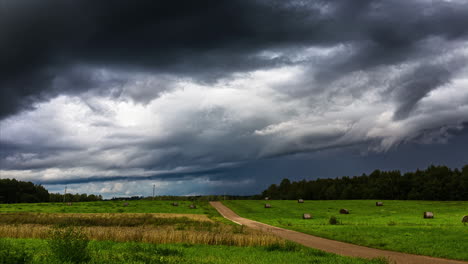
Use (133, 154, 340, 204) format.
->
(0, 200, 234, 225)
(223, 200, 468, 261)
(0, 238, 388, 264)
(0, 200, 389, 263)
(0, 200, 214, 214)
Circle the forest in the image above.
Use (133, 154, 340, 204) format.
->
(261, 165, 468, 201)
(0, 178, 102, 203)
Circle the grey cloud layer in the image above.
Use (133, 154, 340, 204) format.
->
(1, 0, 468, 190)
(2, 0, 468, 117)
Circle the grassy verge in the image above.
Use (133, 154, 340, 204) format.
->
(222, 200, 468, 260)
(0, 238, 389, 264)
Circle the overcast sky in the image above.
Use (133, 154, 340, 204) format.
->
(1, 0, 467, 198)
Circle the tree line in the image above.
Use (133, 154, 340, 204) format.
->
(3, 165, 467, 203)
(0, 178, 102, 203)
(49, 193, 103, 203)
(140, 195, 261, 201)
(261, 165, 468, 201)
(0, 179, 49, 203)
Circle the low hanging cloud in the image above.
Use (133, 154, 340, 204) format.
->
(2, 0, 468, 117)
(1, 0, 468, 195)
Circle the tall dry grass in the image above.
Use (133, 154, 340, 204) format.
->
(0, 224, 284, 246)
(0, 213, 212, 226)
(0, 213, 286, 247)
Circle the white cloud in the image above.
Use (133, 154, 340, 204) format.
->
(45, 177, 256, 198)
(1, 45, 467, 193)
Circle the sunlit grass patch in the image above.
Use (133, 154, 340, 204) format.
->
(223, 200, 468, 260)
(0, 238, 390, 264)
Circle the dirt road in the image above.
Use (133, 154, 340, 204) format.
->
(210, 201, 467, 264)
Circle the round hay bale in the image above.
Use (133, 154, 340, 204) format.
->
(339, 208, 349, 214)
(172, 202, 179, 206)
(298, 199, 304, 203)
(264, 203, 271, 208)
(265, 197, 269, 200)
(423, 212, 434, 219)
(462, 215, 468, 224)
(189, 204, 196, 209)
(303, 213, 312, 219)
(376, 202, 383, 206)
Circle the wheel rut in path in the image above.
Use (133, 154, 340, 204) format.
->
(210, 201, 467, 264)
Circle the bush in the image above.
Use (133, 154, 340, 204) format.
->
(47, 226, 90, 263)
(265, 241, 300, 252)
(329, 216, 338, 225)
(0, 239, 32, 264)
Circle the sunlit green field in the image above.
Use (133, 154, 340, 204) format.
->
(223, 200, 468, 261)
(0, 238, 388, 264)
(0, 200, 389, 264)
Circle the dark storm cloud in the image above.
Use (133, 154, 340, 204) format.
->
(33, 166, 230, 185)
(2, 0, 468, 118)
(392, 64, 451, 120)
(1, 0, 468, 196)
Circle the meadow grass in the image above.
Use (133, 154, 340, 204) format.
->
(0, 212, 214, 226)
(0, 199, 233, 224)
(0, 200, 214, 214)
(223, 200, 468, 260)
(0, 238, 389, 264)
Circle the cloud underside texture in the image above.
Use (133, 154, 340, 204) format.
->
(1, 0, 468, 192)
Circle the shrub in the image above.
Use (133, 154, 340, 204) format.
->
(329, 216, 339, 225)
(153, 247, 182, 257)
(283, 241, 300, 251)
(265, 241, 300, 252)
(0, 239, 32, 264)
(47, 226, 90, 263)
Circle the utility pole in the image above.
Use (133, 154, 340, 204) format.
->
(63, 186, 67, 203)
(152, 184, 155, 200)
